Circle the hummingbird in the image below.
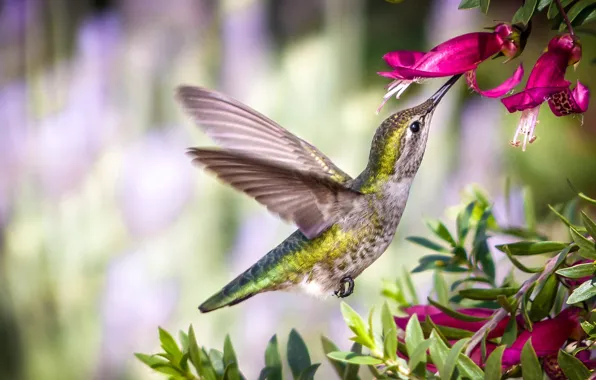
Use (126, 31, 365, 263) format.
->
(177, 74, 461, 313)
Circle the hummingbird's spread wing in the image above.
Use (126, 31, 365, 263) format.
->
(188, 148, 362, 239)
(176, 86, 352, 184)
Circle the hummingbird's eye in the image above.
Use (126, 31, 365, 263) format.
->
(409, 121, 421, 133)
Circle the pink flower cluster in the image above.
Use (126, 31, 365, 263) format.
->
(378, 23, 589, 151)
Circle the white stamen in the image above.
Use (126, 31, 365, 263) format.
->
(376, 79, 413, 114)
(511, 106, 540, 151)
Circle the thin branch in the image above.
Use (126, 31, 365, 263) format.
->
(554, 0, 575, 36)
(464, 251, 567, 356)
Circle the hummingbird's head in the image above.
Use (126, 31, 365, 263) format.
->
(360, 74, 461, 190)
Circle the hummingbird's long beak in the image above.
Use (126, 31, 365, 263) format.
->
(430, 74, 462, 107)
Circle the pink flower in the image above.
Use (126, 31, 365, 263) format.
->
(378, 23, 523, 111)
(501, 34, 589, 150)
(501, 307, 582, 365)
(395, 305, 510, 339)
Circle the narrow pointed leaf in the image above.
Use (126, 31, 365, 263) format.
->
(343, 343, 362, 380)
(406, 236, 450, 253)
(480, 0, 490, 13)
(426, 220, 457, 246)
(402, 268, 419, 304)
(484, 345, 506, 380)
(287, 329, 311, 379)
(558, 350, 591, 380)
(458, 0, 480, 9)
(512, 0, 538, 25)
(457, 352, 484, 379)
(433, 271, 449, 305)
(223, 335, 238, 366)
(265, 335, 281, 368)
(405, 315, 424, 356)
(209, 349, 225, 375)
(503, 246, 543, 273)
(501, 314, 518, 347)
(340, 303, 375, 349)
(442, 339, 468, 380)
(581, 211, 596, 239)
(427, 298, 488, 322)
(321, 336, 345, 378)
(158, 327, 183, 364)
(537, 0, 552, 11)
(495, 241, 568, 256)
(297, 364, 320, 380)
(327, 352, 383, 365)
(428, 330, 450, 374)
(520, 339, 541, 380)
(135, 353, 169, 368)
(567, 278, 596, 304)
(548, 204, 573, 227)
(223, 362, 242, 380)
(556, 263, 596, 278)
(529, 274, 558, 321)
(459, 287, 518, 300)
(381, 303, 398, 361)
(456, 202, 476, 243)
(571, 226, 596, 259)
(188, 326, 218, 380)
(408, 340, 432, 372)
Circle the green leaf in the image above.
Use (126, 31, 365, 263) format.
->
(566, 0, 596, 25)
(265, 335, 281, 369)
(159, 327, 183, 364)
(223, 362, 242, 380)
(343, 343, 362, 380)
(433, 271, 449, 305)
(495, 241, 568, 256)
(326, 352, 383, 365)
(428, 330, 450, 374)
(406, 236, 450, 253)
(321, 336, 345, 379)
(412, 255, 468, 273)
(427, 298, 488, 322)
(422, 323, 474, 340)
(287, 329, 311, 379)
(209, 349, 225, 375)
(381, 303, 398, 361)
(548, 204, 574, 227)
(457, 352, 484, 379)
(297, 364, 320, 380)
(571, 227, 596, 259)
(458, 0, 480, 9)
(442, 339, 468, 380)
(402, 268, 419, 304)
(556, 263, 596, 278)
(520, 339, 541, 380)
(484, 345, 506, 380)
(529, 274, 558, 321)
(459, 287, 518, 300)
(581, 211, 596, 239)
(456, 202, 476, 243)
(223, 335, 238, 366)
(558, 350, 592, 380)
(548, 0, 574, 18)
(178, 331, 190, 353)
(512, 0, 538, 25)
(408, 340, 431, 373)
(381, 280, 407, 305)
(426, 220, 457, 247)
(567, 278, 596, 304)
(405, 315, 424, 356)
(501, 313, 518, 347)
(521, 283, 535, 331)
(502, 246, 543, 273)
(579, 191, 596, 204)
(450, 277, 494, 291)
(523, 187, 536, 232)
(480, 0, 490, 13)
(537, 0, 552, 11)
(581, 320, 596, 336)
(340, 303, 376, 349)
(135, 353, 169, 368)
(188, 326, 218, 380)
(149, 363, 185, 376)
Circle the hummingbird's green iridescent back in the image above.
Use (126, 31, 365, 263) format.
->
(177, 75, 461, 312)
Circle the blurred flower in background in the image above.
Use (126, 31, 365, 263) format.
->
(1, 0, 596, 379)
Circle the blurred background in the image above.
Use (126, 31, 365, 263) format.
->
(1, 0, 596, 379)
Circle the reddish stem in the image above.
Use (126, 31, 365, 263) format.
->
(554, 0, 575, 37)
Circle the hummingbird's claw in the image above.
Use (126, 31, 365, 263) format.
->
(334, 276, 355, 298)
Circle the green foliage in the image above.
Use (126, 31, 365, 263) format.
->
(558, 350, 592, 380)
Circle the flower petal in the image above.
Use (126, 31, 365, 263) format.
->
(501, 85, 569, 113)
(383, 51, 427, 69)
(548, 81, 590, 116)
(502, 308, 581, 366)
(466, 63, 524, 98)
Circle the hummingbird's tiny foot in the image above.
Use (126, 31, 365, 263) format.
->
(334, 276, 355, 298)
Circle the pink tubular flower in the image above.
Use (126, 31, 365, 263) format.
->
(378, 23, 523, 112)
(502, 307, 582, 366)
(395, 305, 510, 339)
(501, 34, 590, 150)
